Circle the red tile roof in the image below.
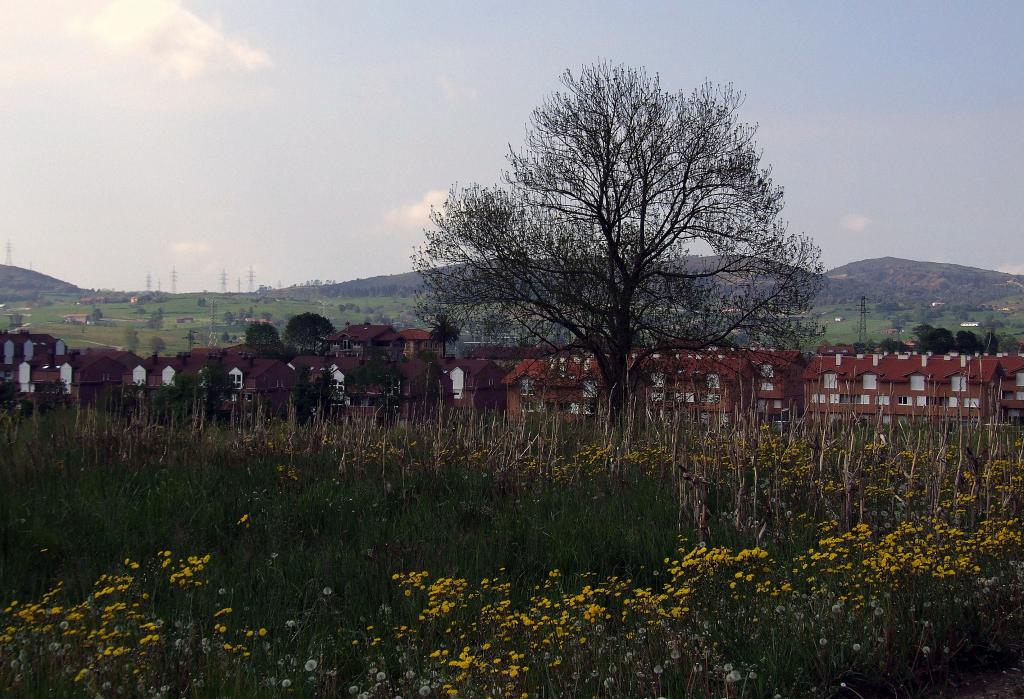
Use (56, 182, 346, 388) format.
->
(328, 324, 401, 343)
(398, 328, 432, 341)
(804, 354, 1004, 384)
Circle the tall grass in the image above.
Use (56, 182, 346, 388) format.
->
(1, 408, 1023, 697)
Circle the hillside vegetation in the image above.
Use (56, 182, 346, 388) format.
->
(821, 257, 1024, 305)
(277, 272, 423, 299)
(5, 258, 1024, 353)
(0, 265, 83, 300)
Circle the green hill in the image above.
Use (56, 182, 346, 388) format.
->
(0, 265, 83, 300)
(821, 257, 1024, 305)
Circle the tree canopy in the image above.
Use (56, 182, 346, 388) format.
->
(245, 323, 283, 358)
(415, 63, 822, 413)
(284, 313, 335, 355)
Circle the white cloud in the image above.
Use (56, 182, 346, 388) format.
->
(437, 75, 477, 104)
(170, 241, 211, 255)
(839, 214, 871, 232)
(385, 190, 447, 230)
(70, 0, 271, 80)
(998, 264, 1024, 276)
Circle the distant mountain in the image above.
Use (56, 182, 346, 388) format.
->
(281, 257, 1024, 307)
(820, 257, 1024, 305)
(0, 265, 83, 300)
(279, 271, 424, 299)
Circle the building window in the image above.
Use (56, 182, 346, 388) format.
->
(862, 373, 877, 390)
(910, 375, 925, 391)
(947, 396, 959, 408)
(829, 394, 840, 404)
(760, 381, 774, 391)
(650, 372, 665, 388)
(520, 378, 534, 396)
(897, 396, 910, 406)
(857, 394, 871, 405)
(1017, 372, 1024, 387)
(951, 375, 967, 392)
(772, 399, 782, 409)
(706, 373, 720, 389)
(756, 399, 766, 411)
(760, 364, 774, 379)
(916, 396, 927, 407)
(876, 395, 890, 406)
(705, 392, 720, 404)
(823, 373, 837, 389)
(231, 371, 243, 390)
(964, 398, 980, 409)
(582, 379, 597, 398)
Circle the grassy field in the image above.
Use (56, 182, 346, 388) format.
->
(2, 292, 419, 354)
(6, 286, 1023, 355)
(3, 408, 1024, 697)
(816, 301, 1024, 347)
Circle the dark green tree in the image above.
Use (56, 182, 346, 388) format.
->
(152, 365, 233, 421)
(245, 323, 283, 357)
(429, 314, 460, 358)
(283, 313, 335, 355)
(349, 357, 403, 415)
(954, 330, 981, 354)
(291, 366, 338, 422)
(877, 338, 908, 353)
(920, 327, 955, 354)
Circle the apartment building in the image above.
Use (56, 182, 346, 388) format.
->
(504, 348, 806, 420)
(804, 352, 1024, 422)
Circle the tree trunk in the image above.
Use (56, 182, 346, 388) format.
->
(603, 350, 631, 418)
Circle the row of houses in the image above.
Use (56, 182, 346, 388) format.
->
(0, 330, 505, 416)
(3, 328, 1024, 423)
(501, 348, 1024, 423)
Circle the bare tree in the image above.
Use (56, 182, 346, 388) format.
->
(415, 63, 822, 414)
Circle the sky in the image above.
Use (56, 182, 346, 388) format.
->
(1, 1, 1022, 292)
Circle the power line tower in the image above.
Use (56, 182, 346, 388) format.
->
(4, 241, 11, 266)
(207, 298, 219, 347)
(247, 266, 255, 293)
(171, 266, 178, 294)
(146, 272, 152, 292)
(156, 277, 162, 292)
(857, 295, 869, 347)
(236, 277, 241, 294)
(185, 328, 196, 351)
(219, 269, 228, 294)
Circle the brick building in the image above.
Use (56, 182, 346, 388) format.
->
(804, 352, 1024, 423)
(504, 348, 806, 420)
(326, 324, 448, 361)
